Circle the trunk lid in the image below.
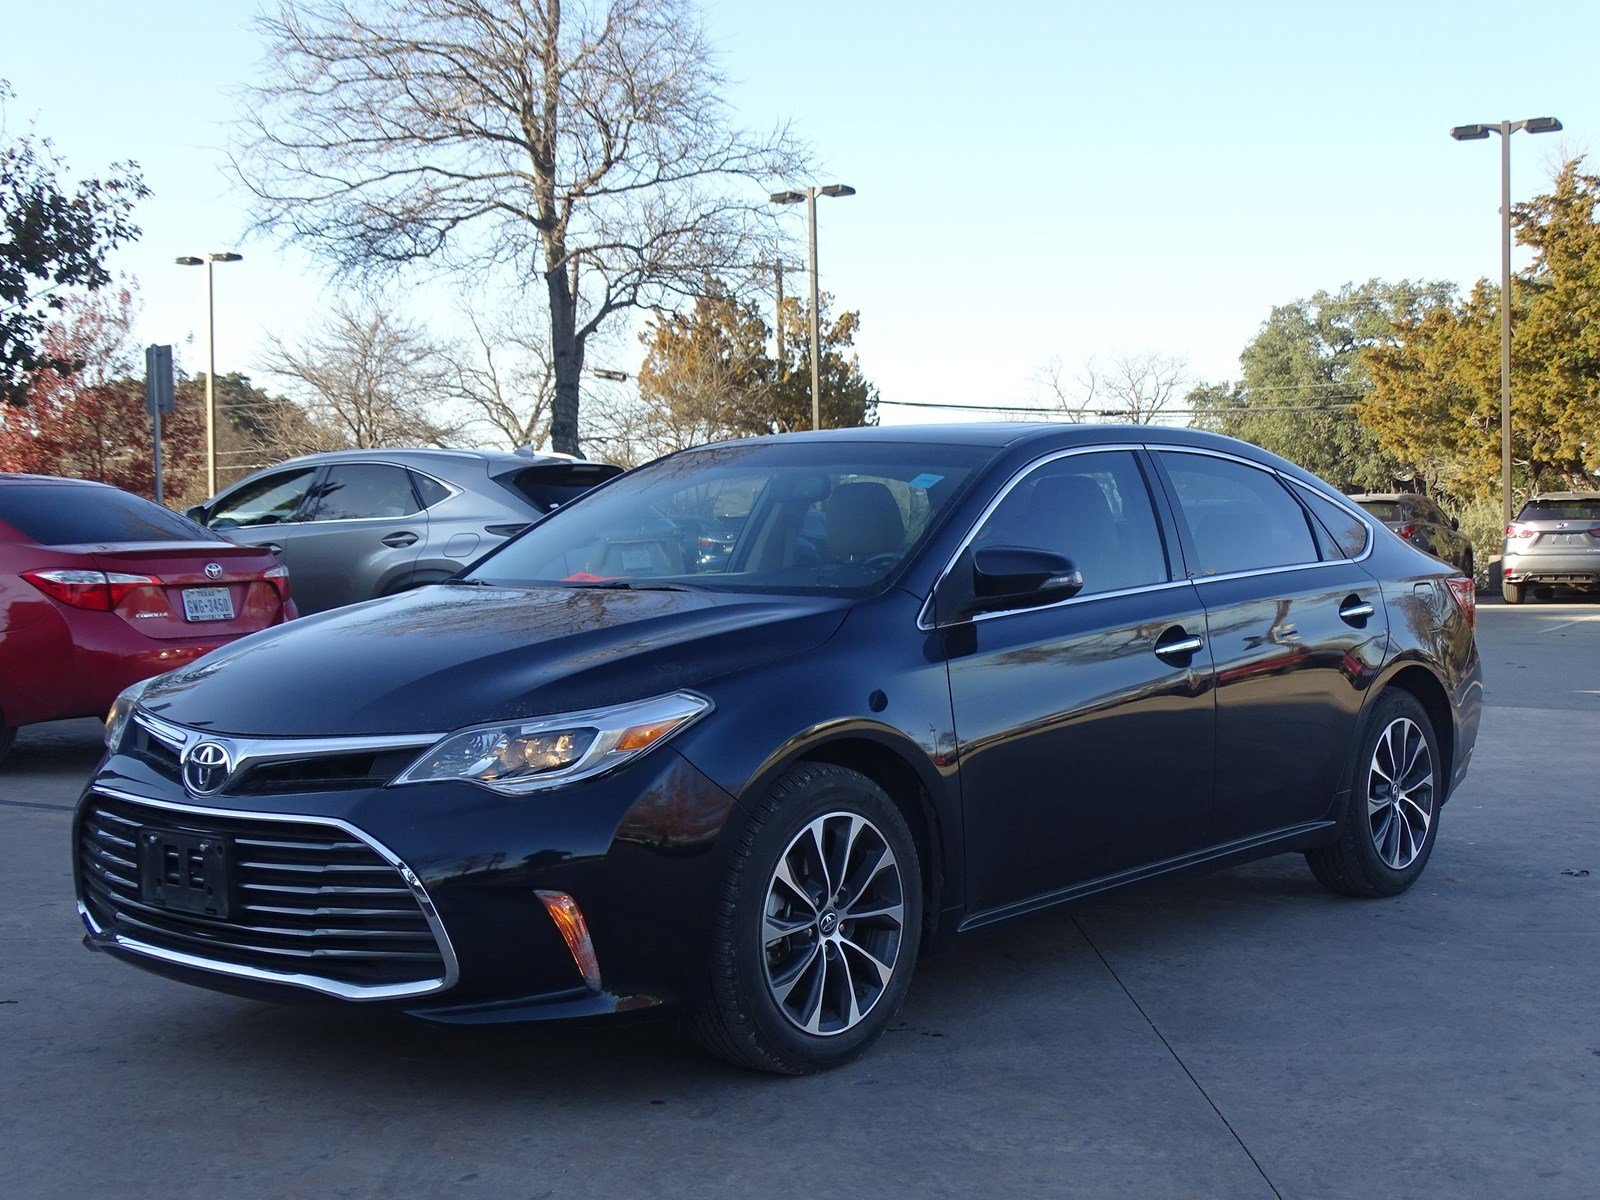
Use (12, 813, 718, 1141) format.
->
(70, 542, 289, 639)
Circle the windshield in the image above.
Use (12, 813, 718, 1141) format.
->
(1516, 499, 1600, 522)
(467, 441, 987, 596)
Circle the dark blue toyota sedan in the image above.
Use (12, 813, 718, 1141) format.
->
(76, 425, 1482, 1073)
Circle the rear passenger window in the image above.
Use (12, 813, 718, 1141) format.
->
(309, 464, 421, 521)
(1296, 486, 1370, 559)
(975, 451, 1169, 597)
(1158, 453, 1318, 576)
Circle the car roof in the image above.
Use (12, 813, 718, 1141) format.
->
(1347, 493, 1415, 502)
(695, 423, 1330, 482)
(0, 472, 116, 488)
(1526, 491, 1600, 501)
(268, 447, 559, 470)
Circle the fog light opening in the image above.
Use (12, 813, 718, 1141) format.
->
(536, 890, 603, 992)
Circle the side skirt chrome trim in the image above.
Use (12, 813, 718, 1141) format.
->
(77, 785, 460, 1003)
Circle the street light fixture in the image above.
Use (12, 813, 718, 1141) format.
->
(769, 184, 856, 430)
(1449, 116, 1562, 525)
(176, 252, 244, 497)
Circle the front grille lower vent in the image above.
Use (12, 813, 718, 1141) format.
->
(78, 794, 451, 997)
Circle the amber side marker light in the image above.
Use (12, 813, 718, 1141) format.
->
(537, 890, 603, 991)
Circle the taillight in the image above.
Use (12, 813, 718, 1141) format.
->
(1445, 576, 1476, 628)
(1395, 523, 1418, 539)
(22, 569, 161, 611)
(261, 564, 291, 604)
(1505, 523, 1536, 538)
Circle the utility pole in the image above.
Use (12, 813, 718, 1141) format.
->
(176, 252, 243, 497)
(774, 260, 785, 375)
(769, 185, 856, 430)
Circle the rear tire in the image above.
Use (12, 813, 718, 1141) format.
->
(1307, 690, 1442, 898)
(1501, 580, 1526, 604)
(693, 763, 923, 1074)
(1462, 550, 1475, 587)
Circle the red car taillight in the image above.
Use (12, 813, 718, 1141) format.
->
(261, 563, 291, 604)
(1395, 523, 1418, 539)
(1505, 523, 1536, 538)
(22, 569, 162, 611)
(1445, 576, 1476, 628)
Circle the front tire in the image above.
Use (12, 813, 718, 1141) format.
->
(1307, 690, 1442, 898)
(693, 763, 923, 1074)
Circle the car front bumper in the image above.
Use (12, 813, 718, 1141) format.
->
(74, 745, 744, 1023)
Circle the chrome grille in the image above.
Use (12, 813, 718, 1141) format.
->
(78, 793, 454, 998)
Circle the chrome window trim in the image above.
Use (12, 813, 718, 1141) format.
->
(917, 441, 1378, 630)
(77, 785, 460, 1002)
(917, 443, 1168, 630)
(130, 710, 441, 777)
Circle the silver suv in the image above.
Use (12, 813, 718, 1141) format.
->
(187, 449, 620, 614)
(1501, 491, 1600, 604)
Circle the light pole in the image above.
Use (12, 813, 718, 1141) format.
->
(769, 185, 855, 430)
(1449, 117, 1561, 525)
(176, 252, 244, 497)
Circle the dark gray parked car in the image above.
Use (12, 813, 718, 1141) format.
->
(1349, 492, 1474, 579)
(187, 449, 620, 614)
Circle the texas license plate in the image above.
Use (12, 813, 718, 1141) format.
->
(136, 827, 231, 918)
(182, 587, 235, 622)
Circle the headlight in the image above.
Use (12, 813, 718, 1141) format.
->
(104, 678, 154, 749)
(392, 691, 712, 794)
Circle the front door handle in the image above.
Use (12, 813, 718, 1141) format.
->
(381, 532, 420, 548)
(1154, 631, 1205, 663)
(1339, 597, 1376, 625)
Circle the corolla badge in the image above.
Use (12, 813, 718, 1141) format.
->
(204, 562, 224, 580)
(181, 741, 234, 796)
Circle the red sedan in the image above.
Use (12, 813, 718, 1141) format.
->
(0, 474, 297, 762)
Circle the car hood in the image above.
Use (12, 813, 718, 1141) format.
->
(138, 584, 853, 736)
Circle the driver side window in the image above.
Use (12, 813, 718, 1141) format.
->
(208, 468, 318, 528)
(976, 451, 1170, 597)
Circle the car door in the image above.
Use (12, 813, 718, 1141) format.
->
(1151, 449, 1387, 848)
(288, 463, 428, 613)
(202, 466, 322, 573)
(940, 448, 1216, 916)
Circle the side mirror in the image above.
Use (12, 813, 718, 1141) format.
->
(183, 504, 208, 524)
(969, 546, 1084, 613)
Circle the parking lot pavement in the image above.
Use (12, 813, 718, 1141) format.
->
(3, 609, 1598, 1199)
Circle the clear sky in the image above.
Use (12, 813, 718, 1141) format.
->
(5, 0, 1598, 432)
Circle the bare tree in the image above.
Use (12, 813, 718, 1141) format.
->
(260, 303, 464, 453)
(450, 304, 556, 450)
(237, 0, 806, 455)
(1035, 351, 1190, 425)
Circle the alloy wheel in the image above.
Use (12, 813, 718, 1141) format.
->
(762, 811, 906, 1036)
(1366, 716, 1434, 870)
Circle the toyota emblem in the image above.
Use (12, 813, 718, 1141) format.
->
(181, 741, 234, 796)
(204, 562, 224, 580)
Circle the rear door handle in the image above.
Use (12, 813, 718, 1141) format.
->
(381, 532, 420, 548)
(1154, 632, 1205, 662)
(1339, 597, 1376, 624)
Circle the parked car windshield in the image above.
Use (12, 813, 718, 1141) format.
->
(0, 482, 220, 545)
(1516, 498, 1600, 522)
(467, 441, 986, 596)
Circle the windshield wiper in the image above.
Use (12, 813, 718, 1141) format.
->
(563, 579, 704, 592)
(439, 577, 497, 587)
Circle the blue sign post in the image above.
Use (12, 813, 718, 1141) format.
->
(145, 345, 175, 504)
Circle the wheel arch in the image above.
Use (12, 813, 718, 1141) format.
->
(1375, 661, 1456, 792)
(737, 726, 960, 952)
